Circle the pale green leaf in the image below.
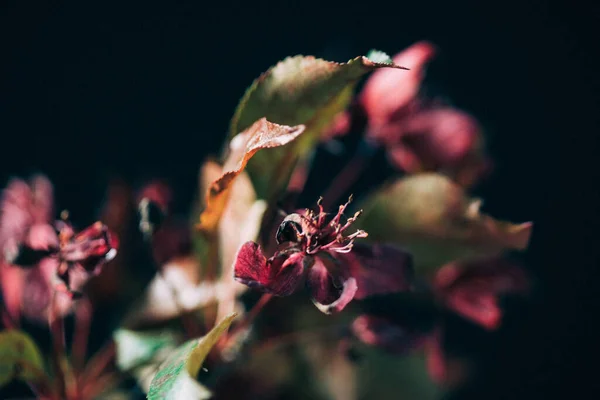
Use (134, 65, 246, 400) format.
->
(114, 329, 179, 372)
(147, 313, 237, 400)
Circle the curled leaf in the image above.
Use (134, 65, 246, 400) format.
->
(197, 118, 304, 233)
(230, 52, 407, 198)
(147, 313, 237, 400)
(359, 173, 532, 272)
(0, 330, 46, 388)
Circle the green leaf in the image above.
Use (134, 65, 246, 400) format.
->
(147, 313, 237, 400)
(0, 330, 46, 388)
(230, 52, 406, 199)
(114, 329, 179, 372)
(358, 173, 533, 273)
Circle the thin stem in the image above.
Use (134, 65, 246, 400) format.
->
(48, 291, 66, 399)
(71, 297, 92, 372)
(81, 372, 120, 400)
(287, 149, 316, 193)
(219, 293, 273, 352)
(321, 141, 375, 211)
(78, 341, 115, 389)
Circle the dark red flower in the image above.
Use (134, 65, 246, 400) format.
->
(351, 258, 527, 384)
(234, 197, 413, 314)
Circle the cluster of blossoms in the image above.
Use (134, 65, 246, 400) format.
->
(0, 40, 532, 399)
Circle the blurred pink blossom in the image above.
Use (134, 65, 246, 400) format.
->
(352, 257, 527, 385)
(327, 41, 490, 186)
(0, 176, 118, 323)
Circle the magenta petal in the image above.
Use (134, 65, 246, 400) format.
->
(308, 257, 357, 314)
(351, 315, 425, 354)
(233, 241, 270, 289)
(60, 222, 118, 272)
(234, 242, 306, 296)
(434, 259, 528, 330)
(267, 251, 308, 296)
(425, 329, 447, 384)
(361, 41, 437, 133)
(340, 243, 413, 299)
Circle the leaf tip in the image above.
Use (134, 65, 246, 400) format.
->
(364, 49, 409, 70)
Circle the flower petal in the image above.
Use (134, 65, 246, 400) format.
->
(0, 176, 57, 264)
(233, 242, 306, 296)
(361, 41, 436, 135)
(424, 329, 447, 384)
(385, 107, 489, 186)
(60, 222, 119, 271)
(351, 315, 425, 354)
(233, 241, 269, 290)
(434, 259, 528, 330)
(339, 243, 414, 299)
(308, 256, 357, 314)
(267, 251, 308, 296)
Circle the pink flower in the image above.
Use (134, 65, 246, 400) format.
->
(327, 42, 489, 187)
(352, 258, 527, 384)
(54, 220, 119, 298)
(234, 197, 413, 314)
(0, 176, 119, 323)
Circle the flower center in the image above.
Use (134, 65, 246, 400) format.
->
(276, 196, 368, 255)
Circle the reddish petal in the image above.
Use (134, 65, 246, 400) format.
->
(1, 179, 33, 260)
(308, 256, 357, 314)
(388, 108, 484, 175)
(267, 251, 308, 296)
(29, 175, 54, 224)
(434, 259, 528, 330)
(0, 263, 25, 322)
(60, 222, 118, 271)
(27, 224, 59, 250)
(425, 330, 447, 384)
(351, 315, 425, 354)
(339, 243, 413, 299)
(361, 41, 436, 135)
(233, 241, 270, 289)
(233, 242, 306, 296)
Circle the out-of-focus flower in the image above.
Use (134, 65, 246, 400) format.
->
(352, 258, 527, 384)
(234, 197, 413, 314)
(433, 258, 528, 330)
(53, 220, 119, 298)
(327, 42, 489, 187)
(0, 176, 118, 322)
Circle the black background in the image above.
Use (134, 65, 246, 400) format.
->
(1, 0, 599, 398)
